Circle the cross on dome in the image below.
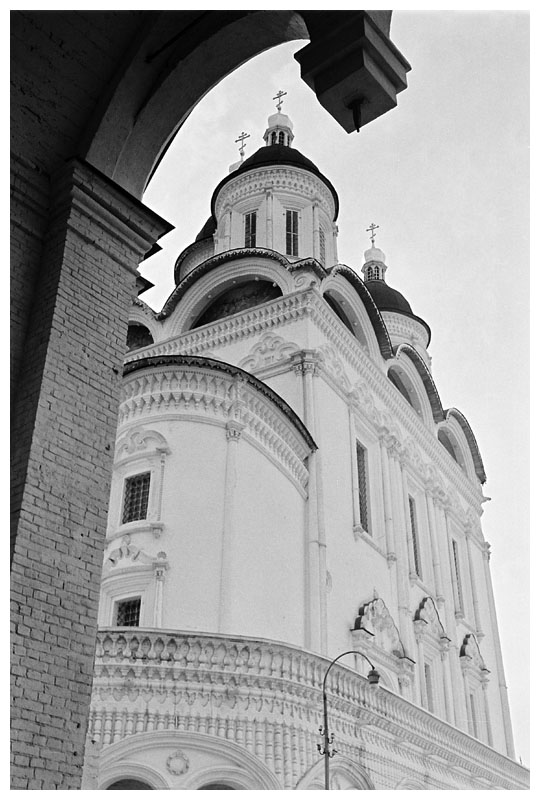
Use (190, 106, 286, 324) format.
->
(235, 130, 250, 161)
(362, 223, 387, 282)
(264, 93, 294, 148)
(273, 89, 287, 112)
(366, 222, 379, 247)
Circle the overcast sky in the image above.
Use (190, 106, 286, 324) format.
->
(140, 10, 530, 764)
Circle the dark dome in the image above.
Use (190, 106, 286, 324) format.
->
(195, 216, 216, 242)
(211, 145, 339, 221)
(364, 279, 413, 314)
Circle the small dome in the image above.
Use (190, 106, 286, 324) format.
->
(363, 245, 386, 264)
(266, 111, 293, 131)
(364, 280, 413, 315)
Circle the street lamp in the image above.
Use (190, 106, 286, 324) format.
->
(317, 650, 380, 790)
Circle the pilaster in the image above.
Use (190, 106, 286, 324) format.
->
(10, 157, 172, 788)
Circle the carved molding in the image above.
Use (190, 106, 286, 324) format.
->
(238, 332, 299, 373)
(118, 361, 311, 492)
(88, 629, 527, 791)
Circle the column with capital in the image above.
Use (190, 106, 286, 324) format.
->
(414, 622, 427, 708)
(294, 352, 326, 652)
(312, 199, 320, 260)
(265, 188, 273, 250)
(440, 641, 456, 725)
(387, 441, 415, 659)
(218, 388, 246, 633)
(481, 541, 515, 758)
(436, 500, 469, 731)
(379, 433, 398, 610)
(464, 524, 484, 639)
(426, 489, 444, 605)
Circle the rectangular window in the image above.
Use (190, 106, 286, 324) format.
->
(286, 210, 299, 256)
(122, 472, 151, 523)
(356, 442, 369, 534)
(424, 662, 435, 713)
(318, 227, 326, 267)
(408, 496, 422, 578)
(244, 211, 257, 248)
(452, 539, 464, 612)
(116, 597, 141, 627)
(470, 692, 479, 738)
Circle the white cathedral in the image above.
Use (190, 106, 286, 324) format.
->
(82, 105, 528, 790)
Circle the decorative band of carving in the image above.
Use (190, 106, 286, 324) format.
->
(89, 629, 527, 789)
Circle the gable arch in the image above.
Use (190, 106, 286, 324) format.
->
(394, 343, 444, 423)
(444, 408, 487, 484)
(321, 272, 383, 359)
(296, 756, 375, 790)
(327, 265, 394, 359)
(160, 252, 294, 337)
(386, 356, 432, 426)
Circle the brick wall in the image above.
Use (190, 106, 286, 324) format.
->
(10, 158, 171, 789)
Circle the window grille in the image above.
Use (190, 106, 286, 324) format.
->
(408, 496, 422, 577)
(286, 210, 299, 256)
(356, 442, 369, 533)
(122, 472, 150, 523)
(424, 662, 435, 712)
(470, 692, 479, 738)
(116, 597, 141, 627)
(452, 539, 464, 612)
(244, 211, 257, 248)
(319, 227, 326, 267)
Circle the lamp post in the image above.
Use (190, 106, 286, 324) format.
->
(317, 650, 380, 790)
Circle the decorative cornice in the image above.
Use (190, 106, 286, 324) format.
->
(89, 629, 529, 790)
(127, 289, 485, 512)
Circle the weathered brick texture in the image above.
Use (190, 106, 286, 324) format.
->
(10, 158, 171, 789)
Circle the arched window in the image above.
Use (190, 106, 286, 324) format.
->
(438, 430, 458, 462)
(365, 264, 381, 280)
(191, 280, 282, 329)
(323, 292, 355, 333)
(199, 784, 236, 790)
(271, 131, 277, 145)
(126, 323, 153, 352)
(278, 131, 285, 145)
(318, 227, 326, 266)
(107, 779, 153, 789)
(388, 367, 415, 408)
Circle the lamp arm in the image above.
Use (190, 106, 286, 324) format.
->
(322, 649, 376, 694)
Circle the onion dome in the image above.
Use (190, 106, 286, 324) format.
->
(263, 111, 294, 147)
(362, 237, 431, 351)
(211, 144, 339, 222)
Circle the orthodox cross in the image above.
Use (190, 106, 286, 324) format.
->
(273, 89, 287, 112)
(366, 223, 379, 246)
(235, 131, 250, 161)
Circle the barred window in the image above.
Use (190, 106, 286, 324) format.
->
(408, 496, 422, 578)
(356, 442, 369, 533)
(244, 211, 257, 248)
(122, 472, 150, 523)
(286, 210, 299, 256)
(452, 538, 464, 612)
(424, 662, 435, 713)
(319, 227, 326, 267)
(470, 692, 479, 738)
(116, 597, 141, 627)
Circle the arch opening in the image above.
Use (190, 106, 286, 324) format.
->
(190, 279, 282, 329)
(126, 323, 154, 352)
(388, 365, 422, 417)
(107, 778, 154, 790)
